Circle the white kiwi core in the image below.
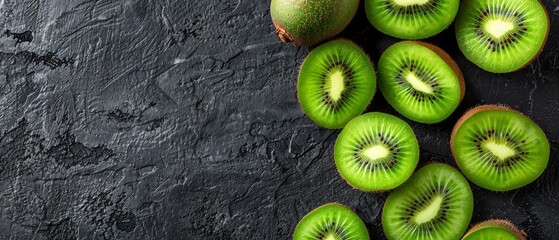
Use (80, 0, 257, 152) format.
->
(483, 141, 516, 160)
(323, 232, 338, 240)
(405, 72, 434, 94)
(327, 69, 345, 102)
(484, 20, 514, 38)
(361, 145, 390, 163)
(412, 195, 444, 224)
(393, 0, 429, 7)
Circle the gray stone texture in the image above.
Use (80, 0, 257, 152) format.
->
(0, 0, 558, 239)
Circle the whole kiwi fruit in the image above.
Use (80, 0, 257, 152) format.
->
(270, 0, 359, 46)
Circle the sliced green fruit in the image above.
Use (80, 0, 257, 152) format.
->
(455, 0, 549, 73)
(378, 41, 464, 123)
(334, 112, 419, 191)
(382, 163, 474, 240)
(298, 39, 376, 129)
(462, 219, 527, 240)
(451, 105, 550, 191)
(293, 203, 369, 240)
(365, 0, 460, 39)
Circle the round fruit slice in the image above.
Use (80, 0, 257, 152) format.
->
(462, 219, 527, 240)
(271, 0, 359, 46)
(455, 0, 549, 73)
(293, 203, 369, 240)
(377, 41, 464, 124)
(334, 112, 419, 191)
(298, 39, 376, 129)
(365, 0, 460, 39)
(382, 163, 474, 240)
(451, 105, 550, 191)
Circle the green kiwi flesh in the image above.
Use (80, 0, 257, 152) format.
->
(455, 0, 549, 73)
(451, 105, 549, 191)
(365, 0, 460, 39)
(334, 112, 419, 191)
(293, 203, 369, 240)
(271, 0, 359, 46)
(382, 163, 474, 240)
(378, 41, 464, 124)
(462, 219, 527, 240)
(298, 39, 376, 129)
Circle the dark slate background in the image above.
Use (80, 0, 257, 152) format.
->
(0, 0, 557, 239)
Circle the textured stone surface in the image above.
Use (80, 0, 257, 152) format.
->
(0, 0, 558, 239)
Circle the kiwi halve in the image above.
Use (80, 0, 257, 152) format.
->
(365, 0, 460, 39)
(334, 112, 419, 191)
(455, 0, 549, 73)
(271, 0, 359, 46)
(451, 105, 550, 191)
(377, 41, 465, 124)
(382, 163, 474, 240)
(462, 219, 527, 240)
(293, 203, 369, 240)
(298, 39, 376, 129)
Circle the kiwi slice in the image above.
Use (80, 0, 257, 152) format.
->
(455, 0, 549, 73)
(382, 163, 474, 240)
(293, 203, 369, 240)
(451, 105, 550, 191)
(462, 219, 527, 240)
(364, 0, 460, 39)
(334, 112, 419, 191)
(271, 0, 359, 46)
(298, 39, 376, 129)
(377, 41, 465, 124)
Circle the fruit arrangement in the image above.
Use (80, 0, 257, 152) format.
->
(271, 0, 551, 239)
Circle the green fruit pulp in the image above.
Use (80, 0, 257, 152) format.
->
(293, 203, 369, 240)
(452, 108, 549, 191)
(463, 227, 520, 240)
(378, 41, 462, 123)
(382, 163, 474, 240)
(365, 0, 460, 39)
(334, 112, 419, 191)
(455, 0, 549, 73)
(298, 39, 376, 129)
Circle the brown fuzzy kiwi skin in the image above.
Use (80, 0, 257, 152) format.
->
(273, 20, 295, 44)
(296, 38, 376, 130)
(410, 41, 466, 103)
(271, 0, 358, 47)
(462, 219, 527, 240)
(449, 104, 531, 169)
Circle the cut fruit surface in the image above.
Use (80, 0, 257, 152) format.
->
(455, 0, 549, 73)
(335, 112, 419, 192)
(298, 39, 376, 129)
(377, 41, 464, 124)
(365, 0, 460, 39)
(451, 105, 550, 191)
(462, 219, 527, 240)
(293, 203, 369, 240)
(382, 163, 474, 240)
